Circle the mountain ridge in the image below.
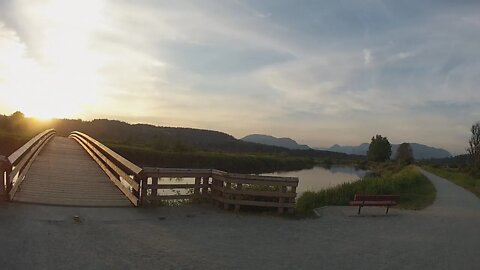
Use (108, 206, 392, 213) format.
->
(316, 143, 452, 160)
(241, 134, 311, 150)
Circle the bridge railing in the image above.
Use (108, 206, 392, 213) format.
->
(0, 129, 56, 200)
(138, 168, 299, 213)
(69, 131, 299, 212)
(69, 131, 143, 206)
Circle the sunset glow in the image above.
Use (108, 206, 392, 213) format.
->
(1, 0, 479, 153)
(0, 0, 104, 119)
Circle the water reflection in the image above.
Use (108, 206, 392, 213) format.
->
(264, 165, 367, 196)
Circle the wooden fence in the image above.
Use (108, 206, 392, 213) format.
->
(139, 168, 299, 213)
(139, 168, 211, 203)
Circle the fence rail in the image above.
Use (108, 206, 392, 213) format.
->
(69, 131, 142, 206)
(1, 129, 56, 200)
(139, 168, 211, 204)
(139, 168, 298, 213)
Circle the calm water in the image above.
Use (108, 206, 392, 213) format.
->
(264, 166, 367, 196)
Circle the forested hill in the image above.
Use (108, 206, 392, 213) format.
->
(0, 113, 356, 160)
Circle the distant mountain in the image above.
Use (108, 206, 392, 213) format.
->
(241, 134, 311, 150)
(324, 143, 370, 156)
(316, 143, 452, 160)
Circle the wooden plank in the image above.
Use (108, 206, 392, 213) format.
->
(8, 129, 55, 165)
(9, 133, 54, 182)
(13, 137, 132, 207)
(144, 194, 193, 200)
(354, 195, 400, 201)
(9, 133, 54, 199)
(142, 167, 212, 178)
(211, 185, 296, 198)
(71, 131, 142, 175)
(14, 195, 132, 207)
(144, 183, 197, 189)
(211, 196, 295, 208)
(16, 190, 130, 200)
(226, 173, 298, 183)
(71, 134, 139, 191)
(72, 137, 138, 206)
(223, 177, 299, 187)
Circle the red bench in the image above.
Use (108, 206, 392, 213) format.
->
(349, 194, 400, 215)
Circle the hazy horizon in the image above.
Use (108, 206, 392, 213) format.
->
(1, 0, 479, 155)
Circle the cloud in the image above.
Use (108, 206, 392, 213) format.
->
(0, 0, 479, 153)
(363, 49, 372, 65)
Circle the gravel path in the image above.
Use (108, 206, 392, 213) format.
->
(0, 169, 479, 270)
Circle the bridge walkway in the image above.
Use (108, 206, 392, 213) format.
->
(13, 136, 132, 207)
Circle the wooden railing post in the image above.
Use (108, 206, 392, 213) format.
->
(134, 172, 145, 206)
(278, 185, 287, 214)
(234, 183, 242, 212)
(224, 181, 231, 210)
(0, 156, 12, 201)
(289, 186, 297, 214)
(194, 177, 201, 202)
(201, 177, 209, 198)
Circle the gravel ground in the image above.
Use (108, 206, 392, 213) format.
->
(0, 169, 479, 270)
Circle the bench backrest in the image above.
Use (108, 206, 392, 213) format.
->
(354, 194, 400, 201)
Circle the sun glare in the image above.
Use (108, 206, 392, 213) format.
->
(0, 0, 106, 120)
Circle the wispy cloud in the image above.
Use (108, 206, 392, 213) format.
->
(0, 0, 479, 154)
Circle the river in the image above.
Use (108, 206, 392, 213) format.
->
(264, 165, 368, 196)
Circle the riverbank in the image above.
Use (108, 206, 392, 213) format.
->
(296, 165, 436, 214)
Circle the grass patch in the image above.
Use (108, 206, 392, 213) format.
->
(296, 165, 436, 214)
(422, 165, 480, 198)
(105, 142, 314, 174)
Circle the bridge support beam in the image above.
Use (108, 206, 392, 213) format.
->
(0, 156, 12, 201)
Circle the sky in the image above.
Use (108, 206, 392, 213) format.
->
(0, 0, 479, 154)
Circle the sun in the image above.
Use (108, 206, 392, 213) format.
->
(0, 0, 105, 120)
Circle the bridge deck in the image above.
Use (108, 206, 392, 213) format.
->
(13, 136, 132, 207)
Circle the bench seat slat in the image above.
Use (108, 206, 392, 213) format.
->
(353, 195, 400, 201)
(349, 201, 397, 206)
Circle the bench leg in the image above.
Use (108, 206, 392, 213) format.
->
(385, 206, 390, 215)
(358, 206, 362, 215)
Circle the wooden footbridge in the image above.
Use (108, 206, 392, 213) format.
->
(1, 130, 298, 212)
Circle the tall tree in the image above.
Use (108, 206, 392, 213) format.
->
(395, 143, 414, 166)
(367, 135, 392, 162)
(467, 122, 480, 169)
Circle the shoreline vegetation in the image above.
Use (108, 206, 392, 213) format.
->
(296, 165, 436, 215)
(107, 142, 315, 174)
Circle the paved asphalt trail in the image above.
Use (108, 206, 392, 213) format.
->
(0, 169, 479, 269)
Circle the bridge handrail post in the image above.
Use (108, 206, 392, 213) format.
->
(0, 155, 12, 201)
(134, 171, 146, 206)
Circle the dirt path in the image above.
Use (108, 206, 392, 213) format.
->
(0, 170, 479, 269)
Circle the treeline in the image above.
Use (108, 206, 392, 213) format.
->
(0, 112, 45, 156)
(0, 111, 355, 156)
(107, 143, 313, 174)
(0, 112, 359, 172)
